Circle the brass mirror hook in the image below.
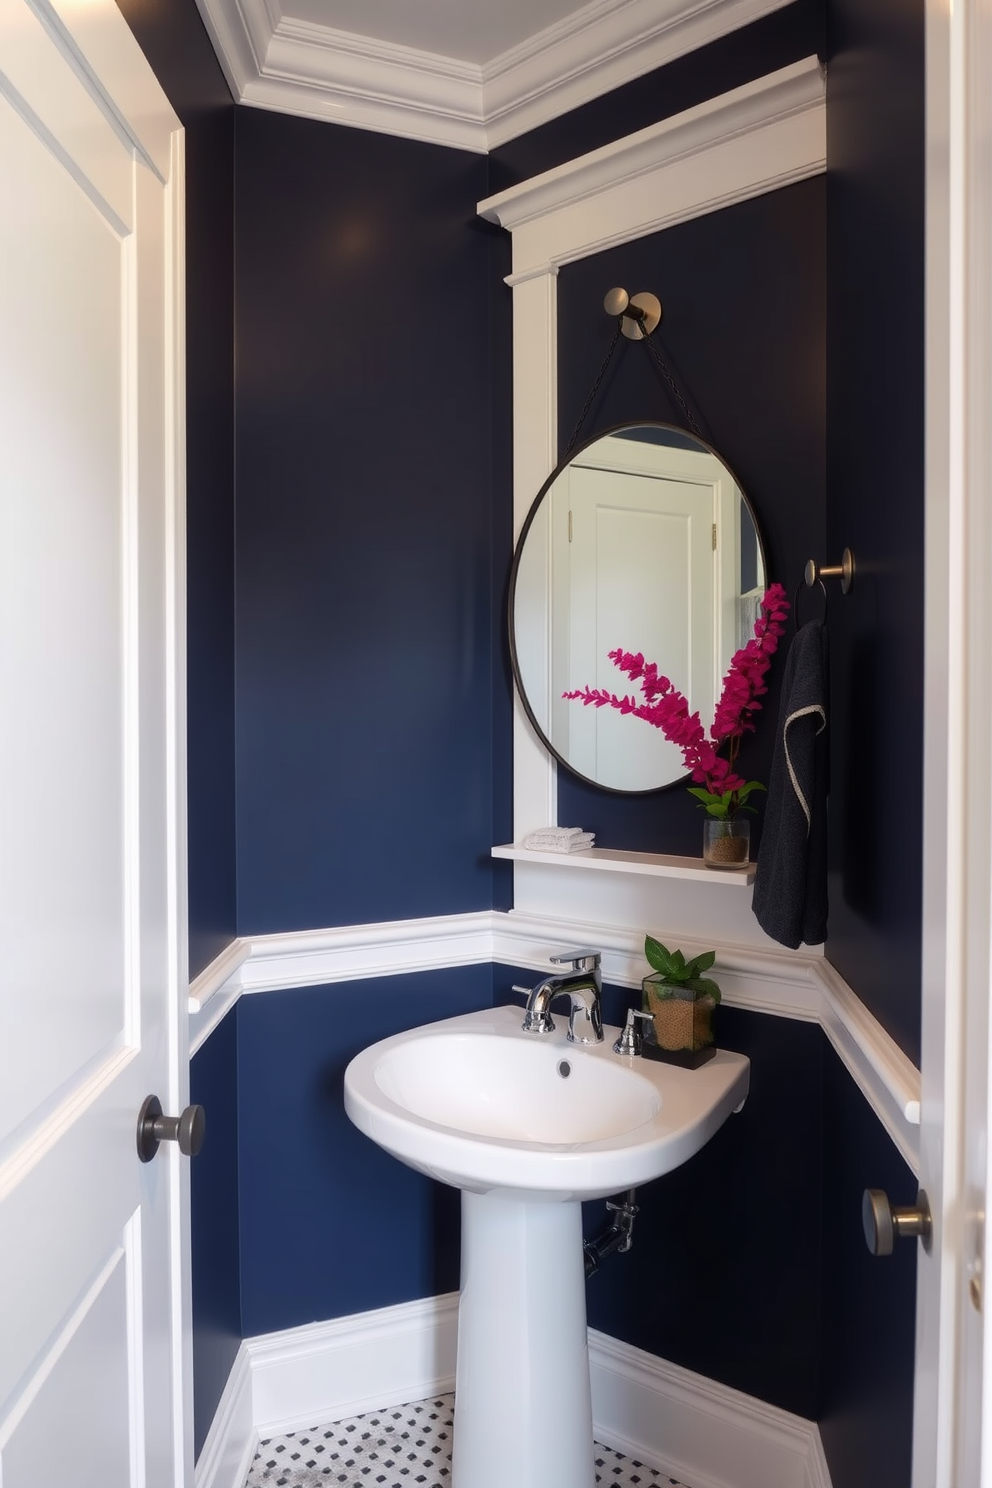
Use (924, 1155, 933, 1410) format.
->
(603, 287, 663, 340)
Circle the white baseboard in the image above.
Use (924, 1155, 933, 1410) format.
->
(195, 1294, 831, 1488)
(194, 1347, 256, 1488)
(247, 1294, 459, 1439)
(589, 1329, 826, 1488)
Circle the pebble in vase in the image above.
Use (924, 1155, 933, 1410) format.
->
(702, 816, 750, 869)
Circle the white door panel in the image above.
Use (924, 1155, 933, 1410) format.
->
(558, 460, 719, 792)
(0, 0, 188, 1480)
(2, 1241, 134, 1488)
(0, 93, 128, 1138)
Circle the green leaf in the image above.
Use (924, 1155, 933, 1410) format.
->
(735, 780, 766, 802)
(684, 977, 722, 1003)
(684, 950, 716, 977)
(687, 787, 721, 807)
(644, 936, 675, 977)
(671, 949, 687, 978)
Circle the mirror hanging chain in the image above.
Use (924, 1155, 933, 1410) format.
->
(564, 320, 623, 456)
(639, 323, 705, 441)
(565, 286, 706, 456)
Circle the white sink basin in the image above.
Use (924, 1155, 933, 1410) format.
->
(344, 1002, 750, 1488)
(344, 1004, 749, 1201)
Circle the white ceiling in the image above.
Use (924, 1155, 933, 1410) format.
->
(192, 0, 794, 152)
(282, 0, 590, 67)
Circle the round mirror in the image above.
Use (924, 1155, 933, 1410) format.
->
(509, 422, 767, 794)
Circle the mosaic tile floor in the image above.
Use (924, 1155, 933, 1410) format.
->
(243, 1393, 693, 1488)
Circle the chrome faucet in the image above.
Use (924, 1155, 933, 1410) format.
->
(511, 951, 604, 1045)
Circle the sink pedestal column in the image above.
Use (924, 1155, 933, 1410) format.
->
(452, 1191, 595, 1488)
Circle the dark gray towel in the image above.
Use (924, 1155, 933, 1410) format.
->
(752, 621, 828, 948)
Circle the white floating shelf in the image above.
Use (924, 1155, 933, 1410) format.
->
(491, 844, 756, 887)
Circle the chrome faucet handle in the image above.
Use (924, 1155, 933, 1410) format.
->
(549, 950, 601, 973)
(510, 984, 555, 1034)
(613, 1008, 653, 1056)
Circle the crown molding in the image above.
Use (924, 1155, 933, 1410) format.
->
(479, 55, 826, 272)
(192, 0, 796, 150)
(481, 0, 795, 148)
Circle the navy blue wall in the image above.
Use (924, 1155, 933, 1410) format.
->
(818, 1046, 918, 1483)
(116, 0, 923, 1471)
(824, 0, 925, 1067)
(237, 968, 490, 1333)
(190, 1014, 242, 1459)
(113, 0, 238, 981)
(233, 109, 505, 933)
(553, 179, 826, 857)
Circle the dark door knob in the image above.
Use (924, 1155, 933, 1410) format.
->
(137, 1095, 206, 1163)
(863, 1188, 932, 1255)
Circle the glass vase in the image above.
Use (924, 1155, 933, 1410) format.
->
(702, 815, 750, 869)
(640, 973, 717, 1068)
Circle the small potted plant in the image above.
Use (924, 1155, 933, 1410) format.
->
(640, 935, 722, 1067)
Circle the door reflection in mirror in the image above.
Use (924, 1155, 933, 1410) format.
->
(509, 423, 766, 794)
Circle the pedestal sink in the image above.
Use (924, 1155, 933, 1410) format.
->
(344, 1004, 749, 1488)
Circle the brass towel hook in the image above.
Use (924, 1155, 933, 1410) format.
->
(805, 548, 855, 595)
(794, 548, 855, 630)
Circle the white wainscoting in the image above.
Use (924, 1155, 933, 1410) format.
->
(194, 1295, 831, 1488)
(189, 906, 921, 1174)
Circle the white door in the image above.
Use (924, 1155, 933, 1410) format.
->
(917, 0, 992, 1480)
(560, 464, 715, 790)
(0, 0, 189, 1482)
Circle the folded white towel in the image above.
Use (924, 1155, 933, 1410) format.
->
(524, 826, 585, 844)
(523, 829, 596, 853)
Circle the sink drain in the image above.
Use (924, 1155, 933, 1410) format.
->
(556, 1060, 571, 1078)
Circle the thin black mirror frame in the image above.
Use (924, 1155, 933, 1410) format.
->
(507, 419, 769, 797)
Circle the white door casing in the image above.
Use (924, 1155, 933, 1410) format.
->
(0, 0, 188, 1482)
(917, 0, 992, 1481)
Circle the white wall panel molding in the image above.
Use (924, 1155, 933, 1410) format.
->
(192, 0, 794, 150)
(189, 939, 251, 1014)
(493, 908, 823, 1022)
(236, 911, 496, 994)
(187, 908, 920, 1168)
(815, 957, 922, 1175)
(195, 1297, 831, 1488)
(478, 57, 826, 272)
